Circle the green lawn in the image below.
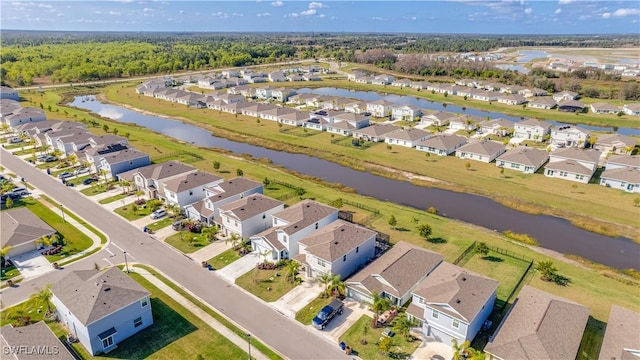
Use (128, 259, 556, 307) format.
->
(207, 247, 241, 270)
(164, 232, 213, 253)
(24, 198, 93, 263)
(146, 217, 173, 232)
(339, 315, 420, 360)
(235, 267, 298, 302)
(98, 192, 132, 204)
(79, 182, 111, 196)
(0, 266, 20, 281)
(64, 174, 98, 187)
(114, 202, 154, 220)
(264, 182, 297, 201)
(295, 295, 333, 325)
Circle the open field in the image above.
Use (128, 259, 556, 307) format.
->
(89, 84, 640, 240)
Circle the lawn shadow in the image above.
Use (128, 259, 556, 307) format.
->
(553, 274, 572, 286)
(482, 255, 504, 263)
(428, 237, 447, 244)
(394, 227, 411, 232)
(219, 170, 230, 174)
(101, 298, 197, 359)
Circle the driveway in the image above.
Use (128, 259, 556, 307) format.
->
(410, 336, 453, 360)
(271, 278, 323, 318)
(314, 299, 373, 342)
(215, 251, 259, 283)
(10, 250, 55, 279)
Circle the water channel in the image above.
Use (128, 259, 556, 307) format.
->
(69, 96, 640, 270)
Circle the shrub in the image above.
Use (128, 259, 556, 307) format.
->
(503, 230, 539, 246)
(134, 199, 146, 206)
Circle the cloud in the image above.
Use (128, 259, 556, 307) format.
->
(179, 10, 184, 14)
(212, 11, 229, 19)
(143, 7, 154, 12)
(271, 1, 283, 6)
(554, 8, 561, 14)
(109, 11, 121, 16)
(578, 14, 591, 20)
(300, 9, 316, 15)
(524, 7, 532, 14)
(257, 12, 271, 17)
(612, 8, 640, 17)
(232, 12, 244, 17)
(403, 16, 417, 20)
(558, 0, 574, 4)
(308, 2, 327, 9)
(369, 17, 386, 21)
(602, 12, 611, 19)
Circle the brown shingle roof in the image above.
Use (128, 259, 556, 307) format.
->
(346, 241, 443, 300)
(205, 177, 262, 202)
(353, 124, 399, 138)
(545, 159, 593, 176)
(299, 220, 376, 262)
(118, 160, 196, 182)
(219, 194, 284, 221)
(50, 267, 150, 326)
(457, 140, 505, 156)
(385, 128, 432, 142)
(599, 305, 640, 360)
(418, 135, 467, 150)
(163, 171, 222, 193)
(485, 285, 590, 360)
(1, 208, 56, 248)
(1, 322, 75, 360)
(497, 147, 549, 167)
(274, 200, 337, 236)
(607, 154, 640, 169)
(413, 262, 498, 323)
(550, 148, 601, 163)
(601, 167, 640, 184)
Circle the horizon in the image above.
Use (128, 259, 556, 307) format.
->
(1, 1, 639, 34)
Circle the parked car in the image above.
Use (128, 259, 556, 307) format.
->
(10, 137, 22, 144)
(10, 187, 28, 197)
(150, 209, 167, 220)
(172, 220, 185, 231)
(36, 155, 48, 161)
(74, 167, 90, 175)
(44, 156, 58, 163)
(312, 299, 344, 330)
(82, 177, 99, 185)
(57, 172, 74, 180)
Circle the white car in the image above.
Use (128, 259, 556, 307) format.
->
(150, 209, 167, 220)
(74, 168, 90, 175)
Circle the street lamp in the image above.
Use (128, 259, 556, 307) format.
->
(246, 333, 251, 360)
(124, 251, 129, 273)
(60, 204, 65, 223)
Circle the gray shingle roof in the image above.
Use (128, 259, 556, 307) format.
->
(205, 177, 262, 202)
(1, 322, 75, 360)
(485, 285, 590, 360)
(347, 241, 443, 300)
(353, 124, 399, 138)
(219, 194, 284, 221)
(607, 154, 640, 169)
(1, 208, 56, 248)
(418, 135, 468, 150)
(518, 118, 551, 129)
(497, 147, 549, 167)
(118, 160, 196, 182)
(50, 267, 150, 326)
(162, 171, 221, 193)
(545, 159, 593, 176)
(598, 305, 640, 360)
(274, 200, 337, 236)
(597, 134, 636, 148)
(385, 128, 432, 142)
(101, 149, 149, 165)
(457, 140, 505, 156)
(601, 167, 640, 183)
(413, 262, 498, 323)
(299, 220, 376, 262)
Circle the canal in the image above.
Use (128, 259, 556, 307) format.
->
(69, 95, 640, 270)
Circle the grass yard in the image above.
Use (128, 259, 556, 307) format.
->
(165, 232, 213, 253)
(98, 191, 132, 204)
(235, 267, 298, 302)
(114, 202, 154, 221)
(279, 126, 322, 137)
(264, 182, 298, 201)
(339, 315, 420, 360)
(146, 217, 174, 232)
(295, 295, 333, 325)
(1, 266, 20, 281)
(79, 182, 111, 196)
(207, 247, 241, 270)
(24, 198, 93, 263)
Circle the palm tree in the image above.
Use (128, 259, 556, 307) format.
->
(319, 273, 332, 298)
(36, 235, 54, 248)
(371, 291, 391, 327)
(67, 153, 79, 168)
(119, 179, 131, 194)
(1, 245, 14, 268)
(99, 168, 109, 185)
(452, 339, 471, 360)
(393, 316, 417, 340)
(201, 225, 218, 242)
(4, 197, 13, 209)
(286, 261, 300, 284)
(328, 274, 345, 297)
(5, 308, 29, 327)
(225, 233, 241, 249)
(476, 242, 490, 257)
(30, 285, 53, 316)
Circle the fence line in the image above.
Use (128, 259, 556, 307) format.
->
(452, 241, 477, 265)
(499, 260, 534, 312)
(342, 199, 380, 214)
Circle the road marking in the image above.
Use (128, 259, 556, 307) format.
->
(105, 248, 114, 257)
(111, 243, 125, 252)
(102, 257, 113, 266)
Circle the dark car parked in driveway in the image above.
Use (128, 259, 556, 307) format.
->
(83, 177, 99, 185)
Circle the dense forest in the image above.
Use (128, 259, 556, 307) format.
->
(1, 31, 638, 100)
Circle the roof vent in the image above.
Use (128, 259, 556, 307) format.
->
(341, 228, 345, 232)
(104, 287, 111, 292)
(240, 208, 245, 211)
(456, 299, 461, 304)
(462, 277, 467, 281)
(334, 241, 339, 245)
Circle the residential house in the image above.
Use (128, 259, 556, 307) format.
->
(268, 71, 287, 83)
(549, 125, 590, 148)
(51, 267, 153, 356)
(347, 70, 367, 81)
(544, 148, 601, 183)
(0, 99, 20, 120)
(558, 99, 585, 112)
(600, 167, 640, 193)
(296, 220, 377, 280)
(553, 90, 579, 101)
(84, 141, 130, 172)
(271, 88, 296, 103)
(384, 128, 432, 148)
(259, 106, 297, 122)
(55, 131, 93, 157)
(598, 305, 640, 360)
(497, 94, 527, 105)
(479, 118, 514, 137)
(327, 112, 370, 136)
(455, 140, 506, 163)
(502, 85, 526, 94)
(278, 110, 312, 127)
(1, 321, 75, 360)
(346, 241, 443, 306)
(352, 124, 398, 142)
(326, 120, 355, 136)
(99, 149, 151, 179)
(605, 154, 640, 171)
(185, 177, 263, 225)
(242, 103, 278, 118)
(519, 87, 548, 98)
(594, 134, 636, 155)
(220, 101, 252, 115)
(221, 70, 240, 78)
(372, 75, 395, 85)
(3, 107, 47, 129)
(416, 135, 468, 156)
(622, 103, 640, 116)
(391, 105, 422, 121)
(303, 117, 330, 131)
(449, 116, 478, 132)
(288, 93, 317, 105)
(472, 90, 500, 102)
(527, 97, 557, 110)
(391, 78, 413, 88)
(409, 262, 498, 346)
(0, 86, 19, 101)
(512, 118, 551, 142)
(287, 74, 304, 82)
(484, 285, 589, 360)
(250, 200, 338, 261)
(344, 101, 368, 115)
(590, 102, 620, 114)
(216, 93, 245, 105)
(255, 86, 276, 100)
(217, 194, 285, 238)
(411, 81, 433, 90)
(119, 161, 197, 201)
(496, 147, 549, 174)
(367, 99, 395, 118)
(1, 208, 56, 258)
(421, 111, 456, 127)
(162, 171, 223, 208)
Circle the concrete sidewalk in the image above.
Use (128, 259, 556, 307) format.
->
(132, 266, 270, 360)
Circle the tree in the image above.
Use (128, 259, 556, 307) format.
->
(99, 168, 109, 185)
(213, 161, 221, 171)
(361, 321, 369, 345)
(4, 196, 13, 209)
(1, 245, 14, 268)
(452, 339, 471, 360)
(319, 273, 332, 298)
(286, 261, 300, 284)
(417, 224, 432, 241)
(378, 336, 392, 353)
(371, 291, 391, 327)
(465, 161, 471, 170)
(30, 285, 52, 316)
(634, 197, 640, 207)
(236, 168, 243, 176)
(263, 177, 270, 186)
(393, 316, 417, 340)
(225, 233, 241, 249)
(295, 187, 306, 197)
(102, 124, 109, 133)
(476, 242, 490, 257)
(388, 214, 397, 228)
(328, 274, 345, 297)
(201, 225, 218, 242)
(536, 260, 558, 281)
(36, 235, 54, 248)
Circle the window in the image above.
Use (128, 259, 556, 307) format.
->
(102, 337, 114, 349)
(134, 317, 143, 328)
(343, 255, 346, 262)
(263, 214, 266, 219)
(317, 258, 326, 267)
(453, 319, 460, 328)
(234, 221, 238, 227)
(418, 297, 424, 304)
(432, 310, 439, 319)
(141, 297, 148, 307)
(315, 223, 319, 229)
(189, 190, 193, 196)
(356, 246, 359, 254)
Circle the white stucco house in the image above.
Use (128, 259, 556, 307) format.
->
(1, 208, 56, 259)
(455, 140, 506, 163)
(416, 135, 468, 156)
(496, 147, 549, 174)
(600, 168, 640, 193)
(544, 148, 601, 183)
(217, 194, 285, 238)
(549, 126, 590, 148)
(512, 118, 551, 142)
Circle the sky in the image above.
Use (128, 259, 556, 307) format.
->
(1, 1, 639, 34)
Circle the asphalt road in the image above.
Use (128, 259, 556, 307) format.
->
(0, 148, 347, 360)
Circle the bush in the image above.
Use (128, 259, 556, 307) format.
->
(134, 199, 146, 206)
(503, 230, 539, 246)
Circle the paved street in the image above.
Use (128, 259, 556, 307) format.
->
(0, 148, 348, 360)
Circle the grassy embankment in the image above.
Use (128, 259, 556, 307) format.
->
(94, 84, 639, 241)
(17, 87, 640, 358)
